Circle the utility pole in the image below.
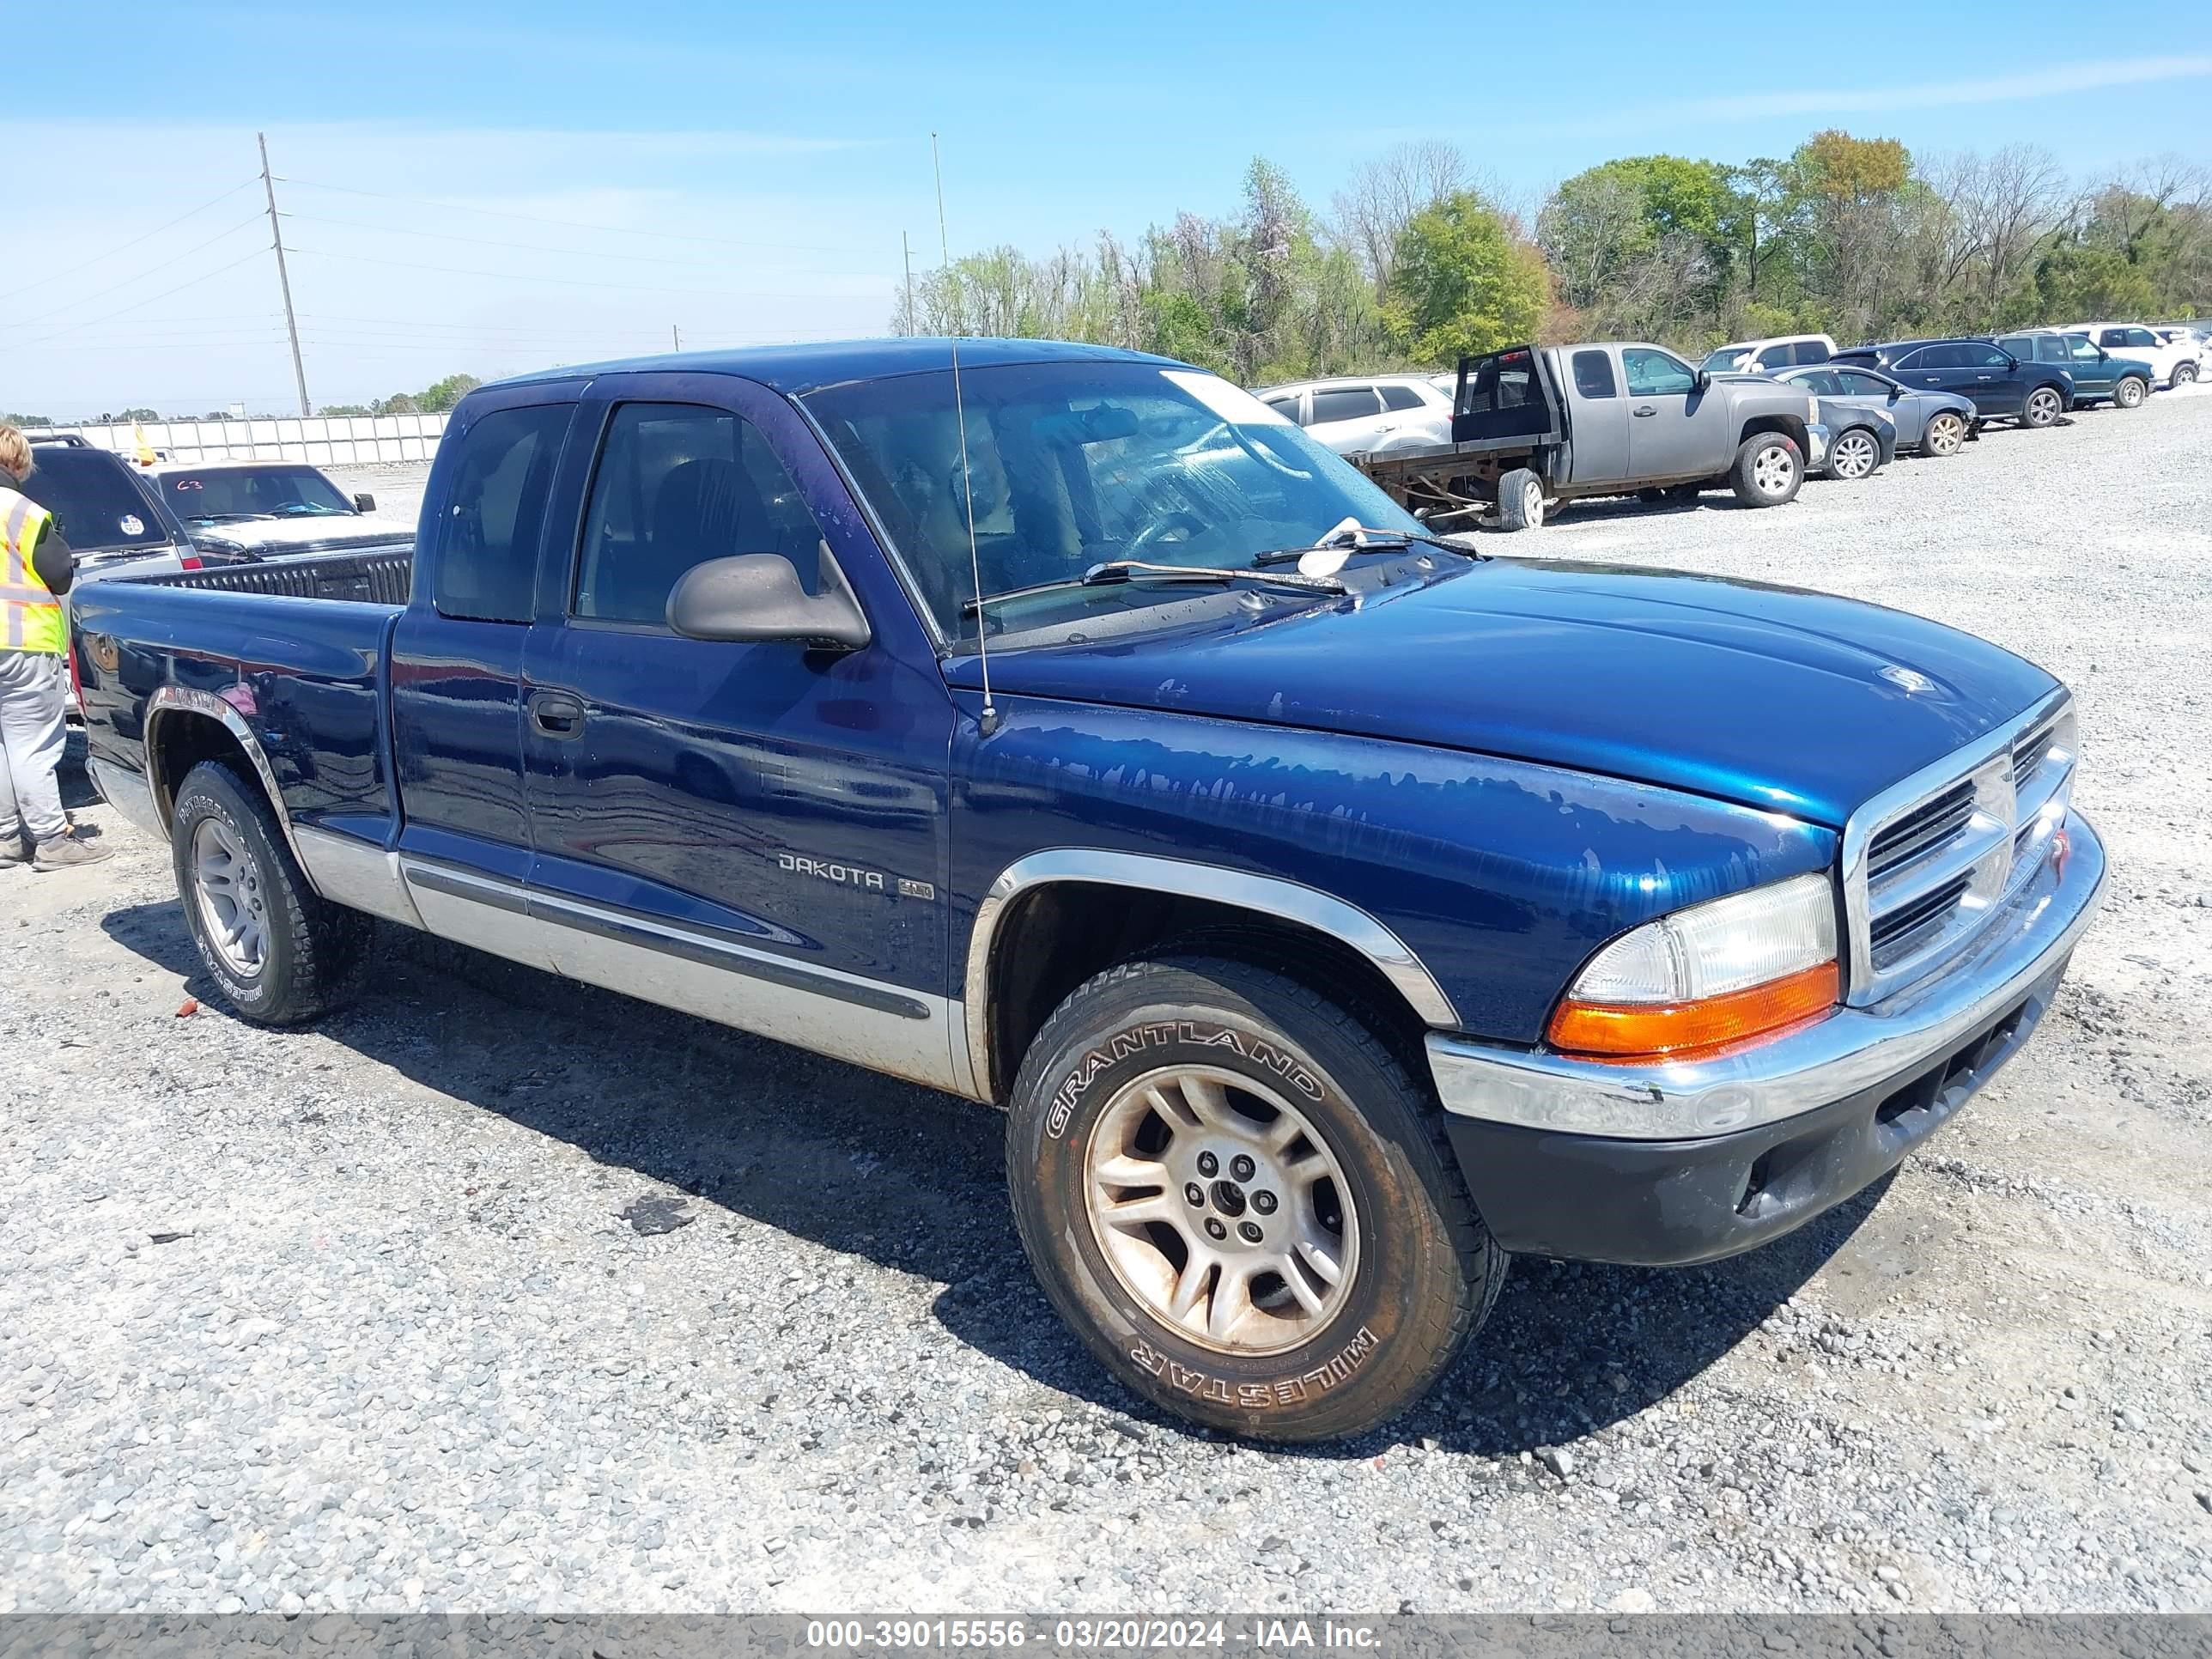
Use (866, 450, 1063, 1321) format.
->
(258, 132, 310, 417)
(672, 324, 682, 352)
(902, 231, 915, 336)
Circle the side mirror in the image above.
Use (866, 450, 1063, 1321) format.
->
(666, 545, 871, 652)
(1887, 386, 1903, 402)
(1694, 369, 1713, 392)
(352, 493, 376, 514)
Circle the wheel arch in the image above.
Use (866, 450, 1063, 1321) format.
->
(962, 851, 1458, 1104)
(144, 687, 313, 880)
(1737, 413, 1809, 451)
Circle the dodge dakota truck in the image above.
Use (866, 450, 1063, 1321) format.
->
(70, 339, 2106, 1441)
(1356, 340, 1832, 529)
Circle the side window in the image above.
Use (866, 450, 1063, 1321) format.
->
(433, 403, 573, 623)
(1621, 348, 1698, 398)
(1972, 344, 2013, 368)
(1995, 337, 2030, 361)
(1836, 371, 1890, 396)
(1378, 384, 1425, 412)
(1263, 394, 1300, 422)
(2124, 327, 2159, 348)
(1307, 387, 1382, 424)
(2066, 336, 2102, 361)
(1571, 349, 1617, 398)
(1791, 340, 1831, 365)
(2098, 329, 2126, 348)
(1752, 345, 1791, 370)
(574, 402, 828, 626)
(1795, 368, 1840, 395)
(2034, 337, 2068, 362)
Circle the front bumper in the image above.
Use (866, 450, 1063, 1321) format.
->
(1427, 811, 2106, 1267)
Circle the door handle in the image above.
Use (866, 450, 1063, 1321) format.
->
(1976, 374, 1993, 381)
(529, 692, 584, 739)
(1632, 404, 1657, 416)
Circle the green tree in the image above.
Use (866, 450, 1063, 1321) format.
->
(418, 374, 483, 414)
(374, 392, 421, 416)
(1385, 192, 1551, 366)
(318, 403, 374, 417)
(2032, 242, 2160, 319)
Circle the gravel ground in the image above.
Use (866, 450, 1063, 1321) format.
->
(5, 393, 2211, 1617)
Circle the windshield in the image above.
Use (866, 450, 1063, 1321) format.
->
(1701, 347, 1750, 371)
(804, 361, 1422, 641)
(16, 449, 172, 550)
(161, 465, 355, 522)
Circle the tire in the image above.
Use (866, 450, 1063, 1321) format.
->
(2022, 386, 2063, 428)
(1827, 427, 1881, 481)
(170, 760, 371, 1024)
(1494, 467, 1545, 531)
(1922, 412, 1966, 456)
(2113, 376, 2148, 409)
(1006, 956, 1506, 1442)
(1729, 431, 1803, 507)
(1666, 483, 1704, 502)
(2173, 363, 2198, 386)
(1636, 487, 1666, 504)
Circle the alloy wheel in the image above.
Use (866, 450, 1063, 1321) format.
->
(1752, 444, 1796, 496)
(1084, 1066, 1358, 1355)
(1831, 431, 1878, 479)
(191, 817, 268, 978)
(2027, 388, 2061, 426)
(1925, 414, 1965, 455)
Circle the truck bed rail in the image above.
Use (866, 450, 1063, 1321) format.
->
(131, 549, 414, 606)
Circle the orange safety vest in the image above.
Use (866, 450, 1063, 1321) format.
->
(0, 487, 63, 654)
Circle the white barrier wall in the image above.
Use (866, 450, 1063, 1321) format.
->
(46, 413, 450, 466)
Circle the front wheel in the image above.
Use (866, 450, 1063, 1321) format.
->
(2114, 376, 2148, 409)
(2172, 363, 2198, 387)
(1006, 957, 1505, 1441)
(1494, 467, 1545, 531)
(1827, 427, 1881, 481)
(171, 761, 370, 1024)
(1730, 432, 1803, 507)
(1923, 411, 1966, 456)
(2022, 386, 2063, 427)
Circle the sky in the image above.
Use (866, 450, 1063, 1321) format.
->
(8, 0, 2209, 417)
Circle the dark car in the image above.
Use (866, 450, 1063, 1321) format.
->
(1769, 364, 1978, 457)
(1831, 338, 2073, 428)
(19, 435, 200, 580)
(1992, 331, 2154, 410)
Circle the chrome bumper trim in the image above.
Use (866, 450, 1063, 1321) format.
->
(1427, 811, 2106, 1141)
(1805, 422, 1830, 468)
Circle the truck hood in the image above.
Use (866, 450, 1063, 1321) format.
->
(191, 516, 416, 556)
(956, 560, 2058, 828)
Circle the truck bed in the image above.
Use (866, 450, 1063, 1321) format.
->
(130, 548, 412, 605)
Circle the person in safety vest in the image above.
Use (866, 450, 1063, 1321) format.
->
(1, 426, 112, 869)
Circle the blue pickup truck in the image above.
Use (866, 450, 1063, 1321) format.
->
(70, 339, 2106, 1441)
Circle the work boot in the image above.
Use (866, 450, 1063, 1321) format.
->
(0, 835, 28, 868)
(33, 829, 112, 870)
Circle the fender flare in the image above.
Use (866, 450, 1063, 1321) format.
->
(143, 685, 313, 879)
(959, 848, 1460, 1101)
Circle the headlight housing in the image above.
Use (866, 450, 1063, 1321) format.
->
(1548, 873, 1839, 1060)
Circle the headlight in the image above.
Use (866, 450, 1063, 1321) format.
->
(1548, 873, 1839, 1060)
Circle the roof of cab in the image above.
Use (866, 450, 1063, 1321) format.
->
(487, 337, 1185, 398)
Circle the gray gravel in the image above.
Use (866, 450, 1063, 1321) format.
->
(6, 393, 2211, 1615)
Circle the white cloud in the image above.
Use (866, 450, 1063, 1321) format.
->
(1630, 54, 2212, 125)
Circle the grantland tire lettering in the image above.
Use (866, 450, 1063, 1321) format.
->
(1043, 1020, 1326, 1139)
(1127, 1325, 1380, 1409)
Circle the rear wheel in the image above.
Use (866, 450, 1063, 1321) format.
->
(1921, 411, 1966, 457)
(2173, 363, 2198, 386)
(1729, 432, 1803, 507)
(1006, 957, 1505, 1441)
(1827, 428, 1881, 481)
(2022, 386, 2063, 427)
(2113, 376, 2148, 409)
(1494, 468, 1545, 531)
(170, 761, 370, 1024)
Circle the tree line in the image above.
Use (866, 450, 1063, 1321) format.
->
(5, 374, 484, 428)
(895, 132, 2212, 383)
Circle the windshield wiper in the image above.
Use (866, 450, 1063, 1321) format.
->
(963, 559, 1346, 615)
(1250, 525, 1476, 567)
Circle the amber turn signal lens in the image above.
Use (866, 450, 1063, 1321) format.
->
(1548, 959, 1840, 1060)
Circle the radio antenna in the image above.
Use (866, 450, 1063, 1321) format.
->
(933, 131, 997, 737)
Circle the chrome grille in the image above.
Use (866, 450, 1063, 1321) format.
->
(1843, 695, 2076, 1006)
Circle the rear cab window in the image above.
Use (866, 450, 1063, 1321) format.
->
(17, 447, 173, 554)
(432, 404, 575, 623)
(1453, 348, 1553, 442)
(1571, 350, 1617, 398)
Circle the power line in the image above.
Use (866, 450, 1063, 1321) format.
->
(0, 178, 259, 307)
(18, 249, 273, 349)
(15, 214, 264, 331)
(287, 245, 888, 301)
(281, 211, 882, 276)
(281, 177, 878, 258)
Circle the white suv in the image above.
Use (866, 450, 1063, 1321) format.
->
(1255, 374, 1455, 456)
(1700, 333, 1838, 374)
(2068, 323, 2200, 389)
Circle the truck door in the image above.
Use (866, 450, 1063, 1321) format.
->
(387, 381, 586, 968)
(1560, 348, 1628, 482)
(516, 371, 960, 1091)
(1622, 347, 1730, 481)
